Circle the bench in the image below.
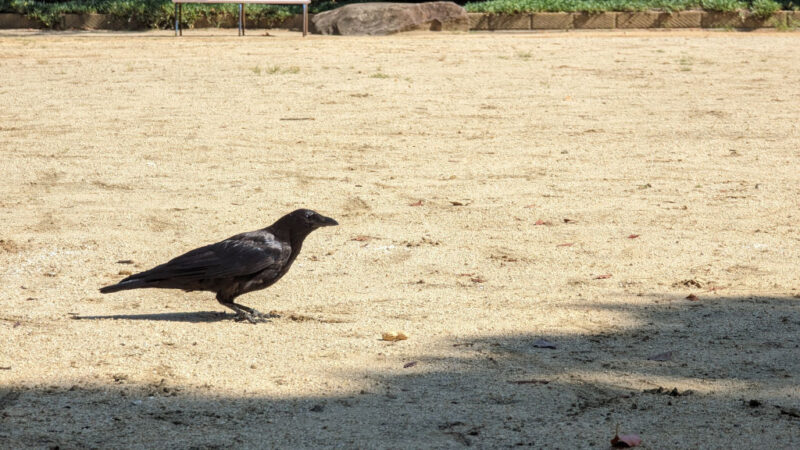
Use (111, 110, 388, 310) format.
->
(172, 0, 311, 37)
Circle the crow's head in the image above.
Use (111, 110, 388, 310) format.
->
(287, 209, 339, 230)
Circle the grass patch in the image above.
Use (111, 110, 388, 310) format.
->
(252, 65, 300, 75)
(515, 50, 532, 59)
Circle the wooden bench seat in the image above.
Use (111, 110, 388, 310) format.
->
(171, 0, 311, 37)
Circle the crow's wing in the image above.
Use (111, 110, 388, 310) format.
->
(126, 232, 288, 283)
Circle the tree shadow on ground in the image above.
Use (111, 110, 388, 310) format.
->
(2, 295, 798, 448)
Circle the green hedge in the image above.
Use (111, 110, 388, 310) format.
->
(0, 0, 299, 27)
(1, 0, 797, 28)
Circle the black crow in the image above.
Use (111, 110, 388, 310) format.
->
(100, 209, 338, 322)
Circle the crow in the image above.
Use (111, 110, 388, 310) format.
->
(100, 209, 338, 322)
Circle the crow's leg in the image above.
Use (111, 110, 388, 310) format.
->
(216, 294, 277, 323)
(216, 295, 262, 323)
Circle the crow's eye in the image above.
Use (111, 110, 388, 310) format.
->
(305, 211, 314, 219)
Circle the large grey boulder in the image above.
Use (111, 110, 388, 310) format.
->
(312, 2, 469, 35)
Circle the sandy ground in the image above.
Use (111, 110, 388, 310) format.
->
(0, 28, 799, 448)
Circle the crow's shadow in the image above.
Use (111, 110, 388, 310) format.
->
(71, 311, 231, 323)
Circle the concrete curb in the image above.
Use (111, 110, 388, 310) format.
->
(0, 13, 42, 29)
(63, 14, 143, 30)
(476, 10, 795, 31)
(0, 11, 797, 31)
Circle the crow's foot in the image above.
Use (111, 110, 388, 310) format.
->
(232, 311, 269, 324)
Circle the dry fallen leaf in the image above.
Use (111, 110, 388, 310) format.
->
(611, 425, 642, 448)
(381, 332, 408, 342)
(594, 274, 612, 280)
(450, 201, 465, 206)
(611, 434, 642, 448)
(534, 219, 551, 226)
(403, 361, 418, 368)
(563, 218, 575, 223)
(686, 294, 699, 301)
(556, 242, 574, 247)
(351, 235, 372, 242)
(627, 234, 640, 239)
(409, 200, 423, 206)
(470, 276, 487, 283)
(118, 270, 132, 276)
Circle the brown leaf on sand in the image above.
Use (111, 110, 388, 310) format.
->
(594, 274, 612, 280)
(450, 201, 465, 206)
(647, 351, 673, 361)
(686, 294, 699, 301)
(563, 218, 575, 223)
(381, 332, 408, 342)
(556, 242, 574, 247)
(534, 219, 551, 226)
(611, 425, 642, 448)
(470, 276, 487, 283)
(409, 200, 423, 206)
(627, 234, 640, 239)
(611, 434, 642, 448)
(351, 235, 372, 242)
(403, 361, 418, 368)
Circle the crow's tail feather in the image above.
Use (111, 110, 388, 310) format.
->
(99, 279, 145, 294)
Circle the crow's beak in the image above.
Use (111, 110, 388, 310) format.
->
(317, 215, 338, 227)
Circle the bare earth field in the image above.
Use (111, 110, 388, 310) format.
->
(0, 29, 799, 448)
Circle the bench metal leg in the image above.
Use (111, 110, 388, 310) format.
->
(179, 4, 182, 36)
(238, 4, 244, 36)
(174, 3, 178, 36)
(303, 4, 307, 37)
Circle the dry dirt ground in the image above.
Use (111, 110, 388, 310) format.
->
(0, 28, 799, 449)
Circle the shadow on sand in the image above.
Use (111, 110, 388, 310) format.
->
(72, 311, 233, 323)
(2, 295, 798, 447)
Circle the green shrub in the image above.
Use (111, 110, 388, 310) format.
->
(0, 0, 794, 29)
(750, 0, 780, 16)
(0, 0, 297, 28)
(699, 0, 747, 11)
